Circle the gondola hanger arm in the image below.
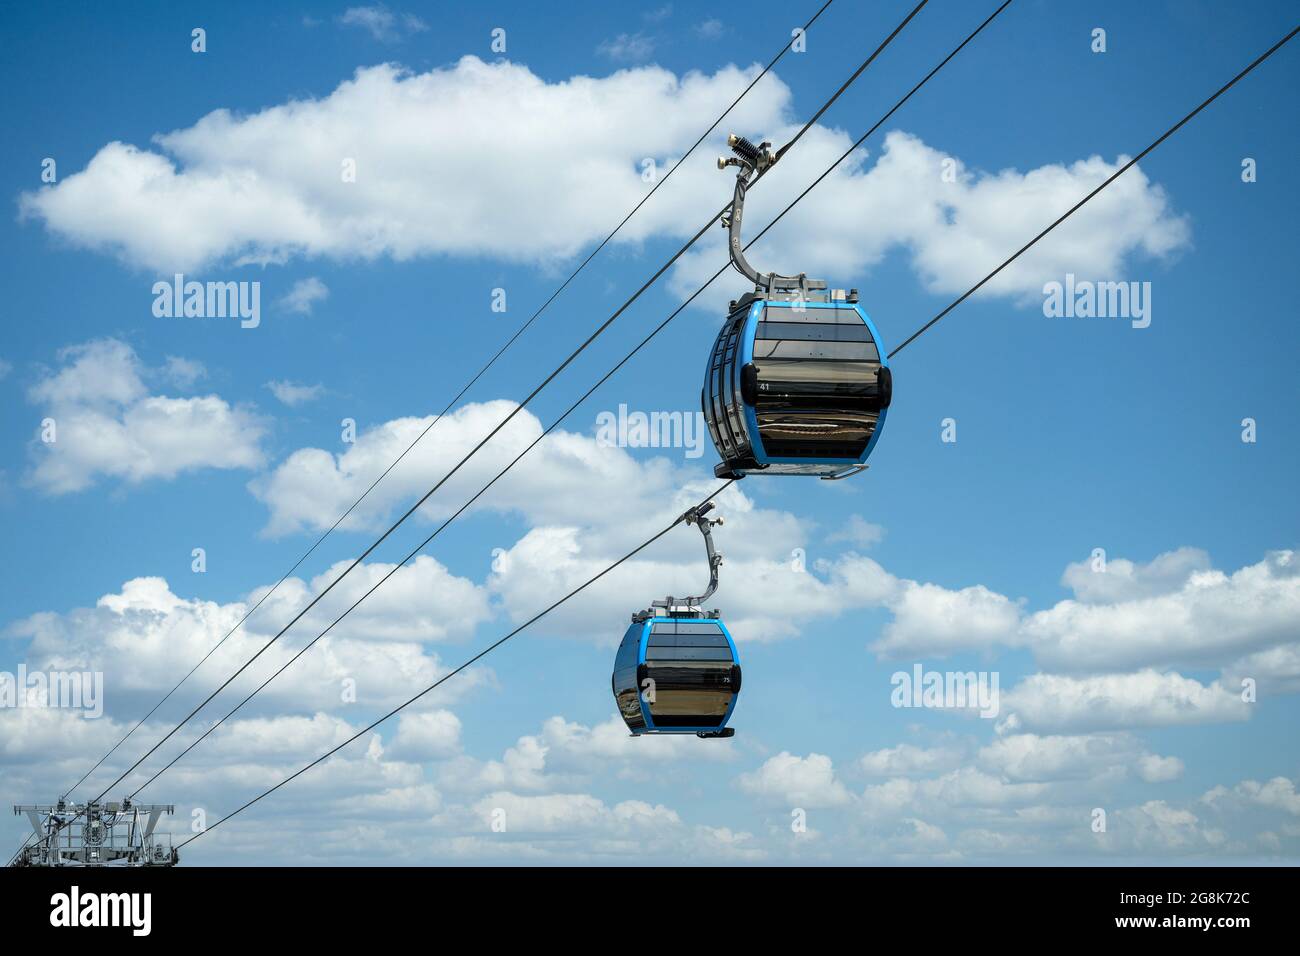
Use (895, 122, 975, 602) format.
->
(716, 133, 811, 293)
(655, 501, 724, 611)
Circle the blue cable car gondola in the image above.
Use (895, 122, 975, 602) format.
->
(612, 502, 739, 738)
(703, 134, 892, 480)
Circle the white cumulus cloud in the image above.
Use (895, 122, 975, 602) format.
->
(279, 277, 329, 314)
(339, 5, 428, 42)
(266, 380, 325, 406)
(1026, 550, 1300, 672)
(18, 61, 1187, 315)
(996, 670, 1250, 734)
(736, 751, 852, 807)
(19, 59, 786, 272)
(26, 339, 265, 494)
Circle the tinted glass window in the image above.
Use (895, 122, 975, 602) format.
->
(763, 305, 869, 325)
(755, 358, 880, 391)
(650, 622, 726, 639)
(649, 621, 727, 639)
(676, 622, 728, 635)
(753, 339, 879, 361)
(615, 623, 642, 669)
(757, 321, 874, 342)
(616, 686, 646, 729)
(646, 661, 736, 727)
(705, 311, 751, 459)
(646, 645, 733, 661)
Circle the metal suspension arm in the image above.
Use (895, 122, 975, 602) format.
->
(670, 501, 724, 608)
(717, 133, 808, 293)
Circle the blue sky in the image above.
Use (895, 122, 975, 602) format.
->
(1, 0, 1297, 864)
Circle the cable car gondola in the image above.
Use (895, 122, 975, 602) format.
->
(612, 502, 740, 738)
(703, 134, 892, 480)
